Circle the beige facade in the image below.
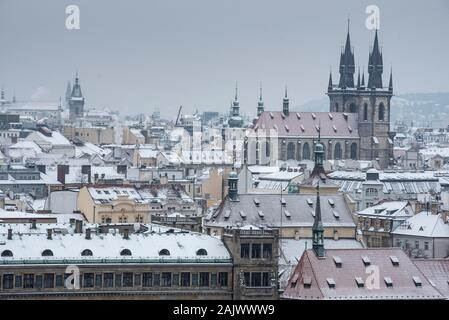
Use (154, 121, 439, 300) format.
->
(63, 125, 115, 145)
(77, 186, 151, 224)
(122, 127, 145, 145)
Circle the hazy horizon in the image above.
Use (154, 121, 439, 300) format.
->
(1, 0, 449, 119)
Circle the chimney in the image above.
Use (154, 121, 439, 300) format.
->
(123, 228, 129, 240)
(57, 165, 66, 184)
(7, 228, 12, 240)
(81, 165, 92, 184)
(31, 219, 37, 229)
(75, 220, 83, 233)
(36, 165, 46, 174)
(47, 229, 53, 240)
(85, 228, 91, 240)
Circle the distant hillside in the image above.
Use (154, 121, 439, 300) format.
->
(292, 92, 449, 128)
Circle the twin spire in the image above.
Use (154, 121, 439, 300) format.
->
(329, 23, 392, 92)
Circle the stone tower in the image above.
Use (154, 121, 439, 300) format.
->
(327, 26, 394, 168)
(68, 73, 85, 122)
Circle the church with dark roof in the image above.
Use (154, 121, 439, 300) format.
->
(247, 24, 394, 169)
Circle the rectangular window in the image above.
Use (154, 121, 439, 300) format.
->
(172, 273, 180, 287)
(142, 273, 153, 287)
(81, 273, 93, 288)
(218, 272, 228, 287)
(134, 273, 141, 287)
(55, 275, 63, 287)
(243, 272, 250, 287)
(115, 273, 122, 287)
(153, 273, 160, 286)
(15, 275, 23, 288)
(181, 272, 190, 287)
(251, 243, 262, 259)
(2, 274, 14, 289)
(122, 273, 133, 287)
(200, 272, 209, 287)
(161, 272, 172, 287)
(44, 273, 54, 288)
(251, 272, 262, 287)
(95, 274, 102, 287)
(415, 241, 419, 249)
(263, 244, 273, 259)
(191, 273, 199, 286)
(210, 273, 217, 287)
(35, 275, 43, 288)
(104, 273, 114, 288)
(424, 242, 429, 250)
(262, 272, 270, 287)
(240, 243, 250, 259)
(23, 273, 34, 289)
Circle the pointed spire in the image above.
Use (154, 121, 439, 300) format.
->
(283, 85, 289, 116)
(234, 81, 238, 101)
(361, 67, 365, 87)
(338, 21, 355, 88)
(368, 29, 384, 89)
(257, 82, 264, 117)
(284, 85, 288, 99)
(312, 183, 325, 258)
(389, 67, 393, 92)
(357, 67, 361, 89)
(259, 82, 263, 101)
(327, 67, 332, 91)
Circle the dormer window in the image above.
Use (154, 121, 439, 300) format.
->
(333, 256, 342, 268)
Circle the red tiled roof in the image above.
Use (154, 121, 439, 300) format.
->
(254, 111, 359, 138)
(282, 248, 444, 300)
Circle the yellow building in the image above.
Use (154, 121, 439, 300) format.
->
(63, 125, 115, 145)
(77, 186, 151, 224)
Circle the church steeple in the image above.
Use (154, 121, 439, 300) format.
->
(68, 73, 85, 121)
(338, 19, 355, 88)
(328, 69, 333, 91)
(388, 67, 393, 93)
(368, 29, 384, 89)
(282, 86, 290, 116)
(232, 82, 240, 117)
(257, 82, 264, 117)
(312, 183, 325, 258)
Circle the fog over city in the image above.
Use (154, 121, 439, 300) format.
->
(1, 0, 449, 118)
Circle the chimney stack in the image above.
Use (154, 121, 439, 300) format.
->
(123, 228, 129, 240)
(75, 220, 83, 233)
(47, 229, 53, 240)
(85, 228, 91, 240)
(7, 228, 12, 240)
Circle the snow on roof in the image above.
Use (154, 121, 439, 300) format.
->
(259, 171, 303, 181)
(27, 130, 71, 146)
(392, 211, 449, 238)
(138, 148, 159, 158)
(8, 101, 60, 111)
(357, 201, 413, 218)
(9, 140, 43, 153)
(0, 232, 231, 262)
(88, 186, 142, 203)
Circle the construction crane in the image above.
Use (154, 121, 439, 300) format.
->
(175, 105, 182, 126)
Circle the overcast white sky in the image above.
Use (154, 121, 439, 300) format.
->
(1, 0, 448, 119)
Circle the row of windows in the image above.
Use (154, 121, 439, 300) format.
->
(242, 272, 272, 287)
(396, 239, 430, 251)
(0, 272, 229, 290)
(282, 141, 358, 161)
(335, 102, 386, 122)
(240, 243, 272, 260)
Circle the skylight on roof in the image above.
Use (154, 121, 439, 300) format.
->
(328, 199, 335, 207)
(355, 277, 364, 288)
(253, 198, 260, 207)
(281, 198, 286, 206)
(239, 210, 247, 219)
(332, 210, 340, 219)
(306, 199, 313, 206)
(333, 256, 342, 267)
(326, 278, 336, 288)
(390, 256, 399, 266)
(224, 210, 231, 220)
(257, 210, 265, 219)
(362, 256, 371, 266)
(412, 276, 422, 287)
(284, 210, 291, 219)
(384, 277, 393, 287)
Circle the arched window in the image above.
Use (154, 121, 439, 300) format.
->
(349, 103, 357, 113)
(334, 143, 342, 160)
(350, 143, 358, 160)
(335, 103, 339, 112)
(120, 249, 132, 256)
(81, 249, 93, 256)
(302, 143, 311, 160)
(196, 249, 208, 256)
(159, 249, 170, 256)
(42, 249, 54, 257)
(296, 142, 301, 160)
(287, 142, 295, 160)
(322, 144, 327, 160)
(363, 103, 368, 121)
(379, 103, 385, 121)
(1, 250, 13, 257)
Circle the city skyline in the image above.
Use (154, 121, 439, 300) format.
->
(1, 0, 449, 118)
